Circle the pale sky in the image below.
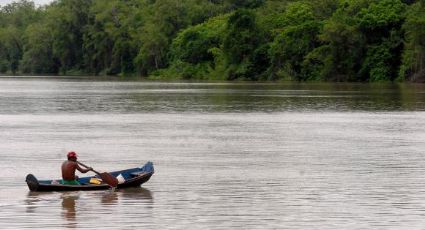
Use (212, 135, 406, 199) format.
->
(0, 0, 54, 7)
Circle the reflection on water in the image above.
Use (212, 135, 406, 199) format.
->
(24, 188, 153, 228)
(100, 191, 118, 205)
(0, 79, 424, 114)
(118, 187, 153, 201)
(61, 194, 78, 228)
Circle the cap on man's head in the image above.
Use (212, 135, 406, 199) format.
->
(67, 151, 77, 159)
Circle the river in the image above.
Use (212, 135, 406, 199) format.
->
(0, 77, 425, 229)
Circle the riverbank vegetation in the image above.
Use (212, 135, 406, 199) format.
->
(0, 0, 424, 82)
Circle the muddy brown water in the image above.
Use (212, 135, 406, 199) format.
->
(1, 77, 425, 229)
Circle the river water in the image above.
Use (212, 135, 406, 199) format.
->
(0, 77, 425, 229)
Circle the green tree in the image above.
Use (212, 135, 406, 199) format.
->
(356, 0, 405, 81)
(46, 0, 92, 74)
(0, 0, 41, 74)
(312, 0, 406, 82)
(222, 9, 263, 80)
(268, 2, 321, 80)
(20, 22, 59, 74)
(0, 27, 22, 74)
(167, 15, 227, 79)
(315, 0, 369, 81)
(83, 0, 147, 75)
(171, 16, 226, 65)
(399, 1, 425, 81)
(135, 0, 225, 76)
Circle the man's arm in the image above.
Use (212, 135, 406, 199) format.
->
(76, 164, 92, 173)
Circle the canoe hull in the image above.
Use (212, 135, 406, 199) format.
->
(26, 161, 154, 192)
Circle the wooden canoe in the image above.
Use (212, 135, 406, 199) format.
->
(26, 161, 154, 192)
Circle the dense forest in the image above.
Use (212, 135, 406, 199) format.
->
(0, 0, 424, 82)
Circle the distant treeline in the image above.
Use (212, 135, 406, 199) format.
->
(0, 0, 424, 81)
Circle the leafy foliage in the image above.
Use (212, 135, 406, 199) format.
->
(399, 1, 425, 81)
(268, 2, 321, 80)
(0, 0, 424, 81)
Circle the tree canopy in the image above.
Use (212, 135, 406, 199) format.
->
(0, 0, 424, 82)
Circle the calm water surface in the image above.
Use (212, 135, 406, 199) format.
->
(1, 77, 425, 229)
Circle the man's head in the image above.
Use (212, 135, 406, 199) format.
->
(67, 151, 77, 161)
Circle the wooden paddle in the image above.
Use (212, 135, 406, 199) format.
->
(77, 161, 118, 187)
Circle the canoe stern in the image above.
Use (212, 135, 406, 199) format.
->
(25, 174, 40, 192)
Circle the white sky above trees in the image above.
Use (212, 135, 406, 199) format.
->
(0, 0, 53, 7)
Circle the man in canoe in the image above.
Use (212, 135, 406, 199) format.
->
(61, 151, 92, 185)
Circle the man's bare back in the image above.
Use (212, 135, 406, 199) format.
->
(62, 151, 92, 181)
(62, 160, 79, 180)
